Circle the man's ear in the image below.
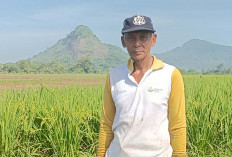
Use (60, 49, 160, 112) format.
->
(151, 34, 157, 46)
(121, 36, 126, 48)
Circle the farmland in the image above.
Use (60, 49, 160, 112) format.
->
(0, 74, 231, 156)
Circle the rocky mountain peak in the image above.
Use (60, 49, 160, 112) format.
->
(67, 25, 99, 40)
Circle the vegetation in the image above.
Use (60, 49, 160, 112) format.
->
(1, 60, 231, 75)
(2, 26, 232, 74)
(0, 85, 102, 156)
(0, 74, 231, 156)
(202, 64, 232, 75)
(0, 58, 107, 74)
(184, 75, 232, 156)
(179, 64, 232, 75)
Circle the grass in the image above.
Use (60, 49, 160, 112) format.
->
(0, 74, 231, 156)
(1, 85, 103, 156)
(185, 75, 232, 156)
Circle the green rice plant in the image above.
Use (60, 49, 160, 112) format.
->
(0, 74, 231, 156)
(184, 75, 232, 156)
(0, 85, 103, 156)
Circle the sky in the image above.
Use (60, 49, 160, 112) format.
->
(0, 0, 232, 63)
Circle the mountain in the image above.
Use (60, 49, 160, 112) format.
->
(31, 26, 231, 71)
(155, 39, 232, 70)
(31, 25, 129, 71)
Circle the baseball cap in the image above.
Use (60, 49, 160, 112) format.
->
(121, 14, 156, 34)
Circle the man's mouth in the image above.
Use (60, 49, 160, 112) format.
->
(134, 50, 143, 53)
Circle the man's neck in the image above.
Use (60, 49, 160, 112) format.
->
(133, 55, 153, 72)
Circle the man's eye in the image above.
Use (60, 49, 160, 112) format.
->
(127, 36, 134, 39)
(140, 36, 149, 40)
(127, 37, 135, 41)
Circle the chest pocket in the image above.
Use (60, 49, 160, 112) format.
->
(111, 84, 136, 117)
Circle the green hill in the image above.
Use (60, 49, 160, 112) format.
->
(31, 25, 129, 71)
(155, 39, 232, 70)
(31, 27, 232, 72)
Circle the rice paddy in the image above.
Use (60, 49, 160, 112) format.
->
(0, 74, 231, 156)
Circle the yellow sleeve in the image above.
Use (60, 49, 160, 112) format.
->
(168, 68, 187, 157)
(97, 74, 116, 157)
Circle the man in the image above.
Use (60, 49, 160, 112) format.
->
(98, 14, 186, 157)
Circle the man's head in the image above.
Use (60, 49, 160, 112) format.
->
(121, 14, 157, 61)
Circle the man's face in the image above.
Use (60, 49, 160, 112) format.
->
(121, 31, 157, 61)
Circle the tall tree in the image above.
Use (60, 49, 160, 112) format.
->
(17, 60, 33, 73)
(76, 56, 92, 73)
(2, 63, 20, 73)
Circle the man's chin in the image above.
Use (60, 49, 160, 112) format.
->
(131, 55, 144, 61)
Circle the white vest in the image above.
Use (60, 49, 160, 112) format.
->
(106, 63, 175, 157)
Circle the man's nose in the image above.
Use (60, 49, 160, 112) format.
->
(134, 37, 142, 46)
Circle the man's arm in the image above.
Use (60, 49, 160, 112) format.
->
(97, 74, 116, 157)
(168, 68, 187, 157)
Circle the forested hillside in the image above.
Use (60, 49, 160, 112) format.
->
(1, 26, 232, 74)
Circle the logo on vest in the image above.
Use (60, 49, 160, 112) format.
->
(114, 89, 126, 96)
(133, 14, 146, 25)
(148, 87, 163, 93)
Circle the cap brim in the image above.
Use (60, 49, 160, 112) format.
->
(121, 27, 155, 34)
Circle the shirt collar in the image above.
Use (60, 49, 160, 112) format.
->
(127, 55, 164, 72)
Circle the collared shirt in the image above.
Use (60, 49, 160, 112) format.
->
(98, 56, 186, 157)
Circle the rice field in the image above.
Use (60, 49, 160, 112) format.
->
(0, 74, 231, 156)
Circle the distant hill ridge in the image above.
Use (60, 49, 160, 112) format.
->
(32, 25, 232, 70)
(155, 39, 232, 70)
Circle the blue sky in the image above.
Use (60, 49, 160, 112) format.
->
(0, 0, 231, 63)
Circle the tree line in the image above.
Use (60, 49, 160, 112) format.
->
(179, 63, 232, 75)
(0, 59, 231, 75)
(0, 57, 105, 74)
